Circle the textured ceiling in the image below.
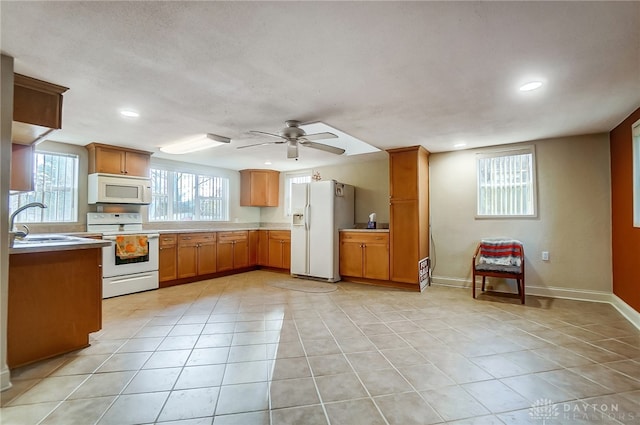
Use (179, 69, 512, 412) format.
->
(1, 1, 639, 171)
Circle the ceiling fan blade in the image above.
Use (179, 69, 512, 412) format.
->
(236, 141, 283, 150)
(287, 142, 298, 159)
(300, 141, 345, 155)
(249, 130, 286, 140)
(302, 132, 338, 141)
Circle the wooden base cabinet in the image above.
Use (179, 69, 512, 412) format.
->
(267, 230, 291, 270)
(8, 248, 102, 368)
(217, 231, 249, 271)
(257, 230, 269, 266)
(159, 234, 178, 283)
(340, 232, 389, 280)
(177, 233, 217, 278)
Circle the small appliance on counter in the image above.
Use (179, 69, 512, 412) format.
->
(367, 213, 377, 229)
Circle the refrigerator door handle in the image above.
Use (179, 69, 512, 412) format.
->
(304, 204, 310, 230)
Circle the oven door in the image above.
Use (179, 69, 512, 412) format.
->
(101, 234, 159, 278)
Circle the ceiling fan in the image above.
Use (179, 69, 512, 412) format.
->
(238, 120, 345, 159)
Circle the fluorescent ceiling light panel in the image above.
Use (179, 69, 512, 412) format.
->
(299, 122, 380, 156)
(160, 134, 228, 154)
(519, 81, 543, 92)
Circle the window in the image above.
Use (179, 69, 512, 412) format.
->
(9, 151, 79, 222)
(284, 171, 312, 216)
(476, 147, 536, 217)
(149, 168, 229, 221)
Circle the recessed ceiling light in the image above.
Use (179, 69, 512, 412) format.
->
(120, 110, 139, 118)
(160, 134, 230, 154)
(454, 143, 467, 148)
(264, 161, 272, 165)
(519, 81, 543, 92)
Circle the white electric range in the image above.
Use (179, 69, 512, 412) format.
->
(87, 212, 159, 298)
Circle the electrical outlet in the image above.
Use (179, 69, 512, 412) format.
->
(542, 251, 550, 261)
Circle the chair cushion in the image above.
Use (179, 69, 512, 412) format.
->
(478, 239, 523, 267)
(475, 263, 522, 274)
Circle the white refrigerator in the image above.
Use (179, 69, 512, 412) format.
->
(291, 180, 355, 282)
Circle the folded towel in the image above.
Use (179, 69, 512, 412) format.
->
(115, 234, 148, 259)
(478, 238, 523, 267)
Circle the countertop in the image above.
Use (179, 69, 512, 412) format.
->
(9, 236, 111, 254)
(339, 228, 390, 233)
(153, 227, 291, 234)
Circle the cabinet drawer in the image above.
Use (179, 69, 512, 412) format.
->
(268, 230, 290, 241)
(193, 233, 216, 244)
(340, 232, 389, 244)
(218, 231, 248, 242)
(178, 234, 198, 247)
(159, 234, 177, 247)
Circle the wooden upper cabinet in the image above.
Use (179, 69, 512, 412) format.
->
(86, 143, 152, 177)
(12, 74, 68, 145)
(10, 143, 34, 192)
(240, 169, 280, 207)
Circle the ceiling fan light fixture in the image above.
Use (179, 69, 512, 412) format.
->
(160, 133, 229, 154)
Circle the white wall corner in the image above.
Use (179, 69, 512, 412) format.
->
(1, 366, 12, 392)
(610, 294, 640, 331)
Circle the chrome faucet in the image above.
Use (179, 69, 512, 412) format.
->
(9, 202, 47, 239)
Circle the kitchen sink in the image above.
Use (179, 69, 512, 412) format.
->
(12, 234, 85, 245)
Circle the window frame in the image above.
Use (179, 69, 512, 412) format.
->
(475, 145, 537, 219)
(9, 150, 79, 223)
(148, 166, 230, 222)
(283, 170, 312, 217)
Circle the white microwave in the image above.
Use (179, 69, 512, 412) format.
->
(88, 173, 152, 205)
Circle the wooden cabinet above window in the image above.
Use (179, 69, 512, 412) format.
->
(86, 143, 152, 177)
(240, 169, 279, 207)
(12, 74, 68, 145)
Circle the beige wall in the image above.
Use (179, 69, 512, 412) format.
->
(430, 133, 612, 296)
(259, 156, 390, 225)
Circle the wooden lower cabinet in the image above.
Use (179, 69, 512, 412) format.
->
(8, 248, 102, 368)
(267, 230, 291, 269)
(217, 231, 249, 271)
(159, 234, 177, 283)
(248, 230, 259, 266)
(258, 230, 269, 266)
(340, 232, 390, 280)
(389, 200, 420, 283)
(177, 233, 217, 278)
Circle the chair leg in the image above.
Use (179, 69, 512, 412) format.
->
(481, 276, 486, 292)
(516, 279, 521, 295)
(472, 271, 476, 299)
(521, 276, 525, 304)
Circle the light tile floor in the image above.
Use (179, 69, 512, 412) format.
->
(2, 270, 639, 424)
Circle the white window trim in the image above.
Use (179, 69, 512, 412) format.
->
(475, 145, 537, 219)
(10, 150, 79, 223)
(284, 169, 312, 217)
(149, 166, 230, 222)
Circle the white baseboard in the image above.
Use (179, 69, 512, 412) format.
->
(610, 294, 640, 331)
(431, 275, 639, 330)
(1, 364, 11, 392)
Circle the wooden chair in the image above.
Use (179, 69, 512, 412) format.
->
(472, 239, 525, 304)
